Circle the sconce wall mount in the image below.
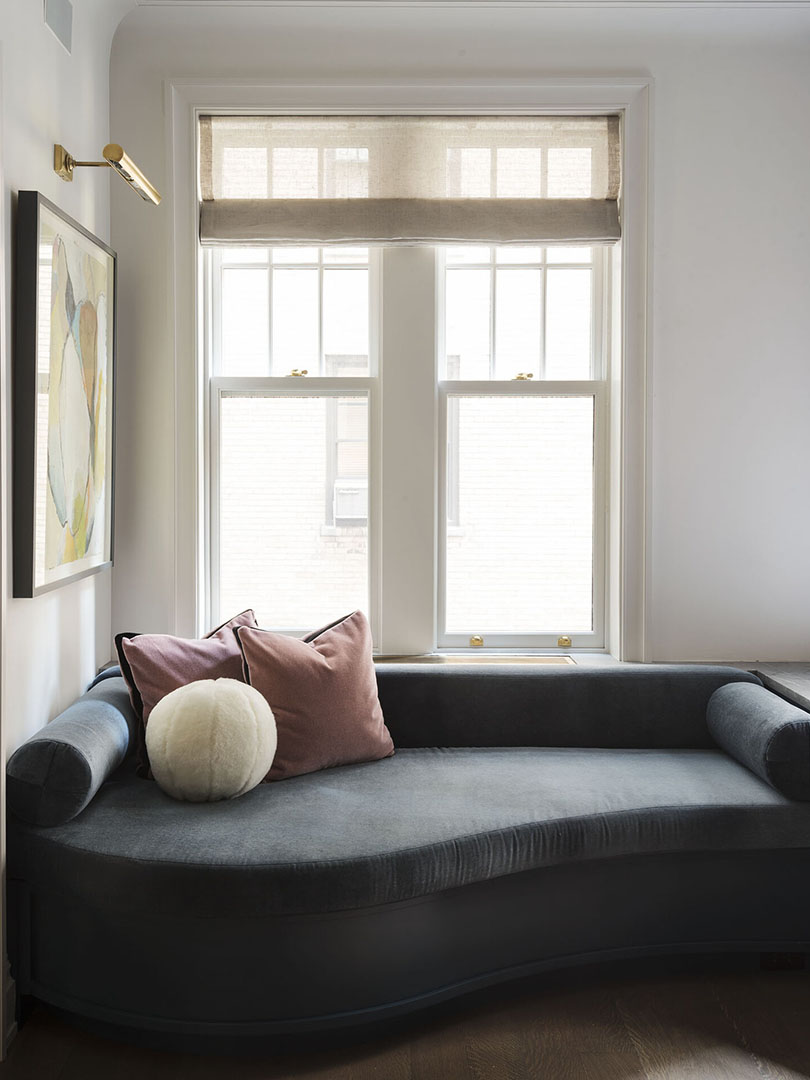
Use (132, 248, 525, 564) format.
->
(54, 143, 162, 205)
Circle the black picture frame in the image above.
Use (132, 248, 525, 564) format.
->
(13, 192, 117, 597)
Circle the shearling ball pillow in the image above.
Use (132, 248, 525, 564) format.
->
(145, 678, 276, 802)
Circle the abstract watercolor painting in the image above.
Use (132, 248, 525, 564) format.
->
(14, 192, 116, 596)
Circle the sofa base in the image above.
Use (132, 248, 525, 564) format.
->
(20, 942, 810, 1048)
(11, 848, 810, 1042)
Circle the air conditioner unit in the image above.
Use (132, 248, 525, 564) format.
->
(333, 480, 368, 522)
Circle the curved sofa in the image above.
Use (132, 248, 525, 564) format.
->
(8, 662, 810, 1040)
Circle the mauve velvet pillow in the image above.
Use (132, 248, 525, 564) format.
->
(235, 611, 394, 781)
(115, 610, 258, 775)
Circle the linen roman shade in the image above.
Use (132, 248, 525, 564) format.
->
(199, 114, 621, 246)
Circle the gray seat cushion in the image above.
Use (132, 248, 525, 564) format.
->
(11, 746, 810, 918)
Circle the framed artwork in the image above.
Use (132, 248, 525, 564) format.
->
(14, 191, 116, 597)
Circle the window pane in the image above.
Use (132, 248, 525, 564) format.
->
(547, 246, 592, 264)
(271, 268, 319, 373)
(496, 148, 542, 197)
(221, 268, 269, 376)
(445, 245, 491, 266)
(495, 246, 543, 264)
(445, 395, 594, 634)
(219, 394, 368, 630)
(324, 247, 369, 265)
(545, 268, 592, 380)
(221, 148, 267, 198)
(494, 268, 542, 380)
(272, 147, 318, 197)
(272, 247, 319, 264)
(445, 267, 491, 379)
(222, 247, 269, 266)
(323, 148, 369, 197)
(547, 148, 592, 197)
(446, 148, 491, 196)
(323, 268, 369, 370)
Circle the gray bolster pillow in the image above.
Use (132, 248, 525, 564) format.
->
(7, 682, 131, 826)
(708, 683, 810, 800)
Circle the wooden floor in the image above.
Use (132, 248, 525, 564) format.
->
(4, 969, 810, 1080)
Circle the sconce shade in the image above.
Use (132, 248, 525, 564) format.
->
(103, 144, 162, 205)
(53, 143, 161, 205)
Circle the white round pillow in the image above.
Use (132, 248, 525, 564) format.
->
(146, 678, 276, 802)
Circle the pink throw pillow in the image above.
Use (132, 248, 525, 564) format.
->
(116, 611, 259, 776)
(235, 611, 394, 781)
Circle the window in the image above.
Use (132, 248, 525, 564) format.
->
(201, 114, 619, 650)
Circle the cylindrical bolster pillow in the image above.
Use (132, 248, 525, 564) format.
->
(708, 683, 810, 800)
(7, 684, 131, 826)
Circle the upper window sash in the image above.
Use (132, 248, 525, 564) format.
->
(440, 245, 605, 382)
(209, 246, 377, 379)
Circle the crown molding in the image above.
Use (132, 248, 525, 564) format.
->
(136, 1, 810, 9)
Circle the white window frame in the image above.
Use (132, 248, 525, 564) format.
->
(168, 78, 651, 659)
(207, 242, 606, 651)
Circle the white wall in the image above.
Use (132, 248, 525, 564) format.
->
(1, 0, 134, 755)
(110, 3, 810, 662)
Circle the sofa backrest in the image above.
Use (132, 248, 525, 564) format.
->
(375, 664, 761, 749)
(84, 662, 761, 753)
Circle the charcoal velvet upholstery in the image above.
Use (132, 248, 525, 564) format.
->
(11, 741, 810, 917)
(6, 679, 137, 827)
(91, 662, 761, 751)
(9, 661, 810, 1041)
(375, 663, 761, 749)
(708, 682, 810, 800)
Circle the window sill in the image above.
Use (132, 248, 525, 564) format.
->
(374, 649, 616, 665)
(375, 654, 576, 665)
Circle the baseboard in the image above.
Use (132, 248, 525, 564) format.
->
(3, 963, 17, 1057)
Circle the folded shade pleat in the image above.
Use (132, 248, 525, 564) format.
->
(200, 196, 621, 246)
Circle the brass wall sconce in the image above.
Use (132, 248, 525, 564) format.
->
(54, 143, 161, 205)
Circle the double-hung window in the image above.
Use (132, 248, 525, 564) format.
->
(200, 114, 620, 651)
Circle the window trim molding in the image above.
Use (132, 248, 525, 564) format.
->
(168, 76, 651, 658)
